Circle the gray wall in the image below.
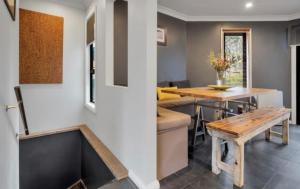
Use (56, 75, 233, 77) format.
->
(157, 13, 187, 82)
(157, 13, 294, 107)
(186, 22, 291, 107)
(20, 131, 115, 189)
(289, 19, 300, 45)
(20, 131, 82, 189)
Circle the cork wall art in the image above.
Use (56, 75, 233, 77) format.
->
(20, 9, 64, 84)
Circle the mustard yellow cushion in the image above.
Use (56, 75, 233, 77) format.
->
(157, 87, 181, 101)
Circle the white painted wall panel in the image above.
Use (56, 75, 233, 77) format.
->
(0, 0, 19, 188)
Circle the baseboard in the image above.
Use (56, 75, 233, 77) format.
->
(128, 170, 160, 189)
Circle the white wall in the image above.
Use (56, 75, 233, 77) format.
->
(83, 0, 158, 188)
(0, 0, 19, 188)
(19, 0, 86, 132)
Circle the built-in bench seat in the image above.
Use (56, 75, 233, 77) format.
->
(207, 107, 291, 188)
(157, 107, 191, 180)
(157, 96, 195, 109)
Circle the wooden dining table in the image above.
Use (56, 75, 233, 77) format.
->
(162, 87, 278, 152)
(162, 87, 277, 102)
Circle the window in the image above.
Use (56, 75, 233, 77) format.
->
(113, 0, 128, 87)
(221, 28, 251, 87)
(89, 42, 96, 103)
(86, 13, 96, 106)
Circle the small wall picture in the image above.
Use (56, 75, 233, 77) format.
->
(4, 0, 16, 21)
(157, 27, 167, 46)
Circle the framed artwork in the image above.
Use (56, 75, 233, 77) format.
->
(4, 0, 16, 21)
(157, 26, 167, 46)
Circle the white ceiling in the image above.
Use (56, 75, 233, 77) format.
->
(50, 0, 300, 20)
(158, 0, 300, 21)
(49, 0, 93, 9)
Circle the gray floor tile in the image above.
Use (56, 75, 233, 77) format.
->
(160, 125, 300, 189)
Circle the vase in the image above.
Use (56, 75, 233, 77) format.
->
(216, 71, 225, 86)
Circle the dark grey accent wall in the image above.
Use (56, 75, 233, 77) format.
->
(157, 13, 297, 107)
(289, 19, 300, 45)
(20, 131, 82, 189)
(20, 131, 115, 189)
(114, 0, 128, 86)
(186, 22, 291, 107)
(81, 138, 114, 189)
(157, 13, 187, 82)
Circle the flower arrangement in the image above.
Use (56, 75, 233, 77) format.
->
(209, 51, 234, 72)
(209, 50, 236, 85)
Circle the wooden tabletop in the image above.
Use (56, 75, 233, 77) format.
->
(162, 87, 277, 101)
(207, 107, 291, 137)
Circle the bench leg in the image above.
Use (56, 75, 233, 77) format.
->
(233, 142, 244, 188)
(265, 128, 272, 141)
(212, 136, 221, 175)
(283, 119, 289, 144)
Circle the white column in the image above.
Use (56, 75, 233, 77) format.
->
(291, 45, 298, 124)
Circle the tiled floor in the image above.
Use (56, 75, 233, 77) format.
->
(100, 178, 138, 189)
(160, 125, 300, 189)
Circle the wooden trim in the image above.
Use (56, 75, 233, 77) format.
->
(67, 179, 87, 189)
(221, 28, 252, 88)
(221, 28, 251, 32)
(79, 125, 128, 180)
(19, 125, 82, 140)
(19, 124, 128, 181)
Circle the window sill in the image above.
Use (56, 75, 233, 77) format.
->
(85, 102, 96, 114)
(106, 84, 128, 89)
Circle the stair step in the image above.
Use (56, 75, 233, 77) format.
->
(67, 180, 87, 189)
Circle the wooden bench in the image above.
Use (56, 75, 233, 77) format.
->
(207, 107, 291, 188)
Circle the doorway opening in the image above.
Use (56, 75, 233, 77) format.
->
(221, 28, 252, 88)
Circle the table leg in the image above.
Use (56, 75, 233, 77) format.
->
(193, 105, 201, 146)
(215, 101, 226, 120)
(283, 119, 289, 144)
(212, 136, 221, 175)
(233, 141, 245, 188)
(218, 101, 229, 156)
(265, 128, 272, 141)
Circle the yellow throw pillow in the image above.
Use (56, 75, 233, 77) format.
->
(157, 87, 181, 101)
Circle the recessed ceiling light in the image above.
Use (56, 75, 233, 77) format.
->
(245, 2, 253, 9)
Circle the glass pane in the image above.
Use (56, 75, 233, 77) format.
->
(224, 34, 244, 87)
(90, 42, 96, 103)
(91, 74, 95, 103)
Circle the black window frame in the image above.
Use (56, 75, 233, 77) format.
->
(89, 42, 95, 103)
